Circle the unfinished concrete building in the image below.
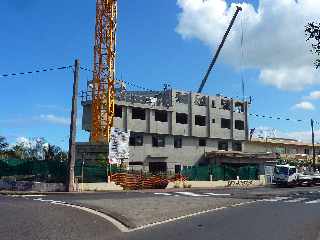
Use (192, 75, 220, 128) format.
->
(77, 87, 250, 174)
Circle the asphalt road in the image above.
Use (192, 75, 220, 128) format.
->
(1, 186, 320, 240)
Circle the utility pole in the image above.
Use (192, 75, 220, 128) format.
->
(311, 119, 316, 172)
(67, 59, 80, 192)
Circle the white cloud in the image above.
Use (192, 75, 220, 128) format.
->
(292, 101, 315, 110)
(306, 90, 320, 100)
(176, 0, 320, 91)
(35, 104, 69, 112)
(252, 126, 320, 143)
(281, 130, 320, 143)
(38, 114, 69, 125)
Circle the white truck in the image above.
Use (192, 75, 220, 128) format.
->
(273, 164, 318, 187)
(274, 164, 299, 186)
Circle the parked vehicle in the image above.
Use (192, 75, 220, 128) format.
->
(311, 173, 320, 185)
(297, 172, 313, 186)
(274, 164, 298, 186)
(273, 164, 317, 187)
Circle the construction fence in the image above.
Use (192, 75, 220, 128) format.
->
(181, 164, 259, 181)
(0, 159, 259, 183)
(0, 159, 119, 183)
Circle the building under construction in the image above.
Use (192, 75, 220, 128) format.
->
(75, 0, 270, 175)
(77, 87, 250, 173)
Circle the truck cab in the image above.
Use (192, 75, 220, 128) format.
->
(274, 164, 298, 186)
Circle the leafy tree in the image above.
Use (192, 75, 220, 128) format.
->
(305, 22, 320, 68)
(55, 150, 68, 162)
(44, 144, 68, 161)
(96, 153, 109, 170)
(0, 136, 9, 152)
(9, 137, 67, 161)
(12, 138, 46, 160)
(12, 144, 27, 159)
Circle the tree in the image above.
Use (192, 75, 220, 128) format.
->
(12, 137, 48, 160)
(44, 144, 68, 161)
(96, 153, 109, 170)
(305, 22, 320, 68)
(12, 144, 26, 159)
(0, 136, 9, 152)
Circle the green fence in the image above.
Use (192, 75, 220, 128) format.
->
(181, 164, 259, 181)
(0, 159, 126, 183)
(0, 159, 67, 182)
(74, 162, 124, 183)
(0, 159, 259, 183)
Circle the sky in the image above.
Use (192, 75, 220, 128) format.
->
(1, 0, 320, 149)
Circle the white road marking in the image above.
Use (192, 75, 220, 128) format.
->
(175, 192, 209, 197)
(283, 198, 307, 203)
(33, 198, 55, 202)
(204, 193, 231, 196)
(259, 197, 290, 202)
(305, 199, 320, 204)
(154, 193, 172, 196)
(32, 198, 130, 233)
(10, 194, 46, 198)
(130, 200, 256, 232)
(154, 192, 231, 197)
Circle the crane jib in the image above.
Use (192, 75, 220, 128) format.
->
(197, 6, 242, 94)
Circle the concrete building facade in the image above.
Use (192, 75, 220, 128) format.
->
(78, 89, 249, 173)
(244, 138, 320, 165)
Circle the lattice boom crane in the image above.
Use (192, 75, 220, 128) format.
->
(91, 0, 117, 143)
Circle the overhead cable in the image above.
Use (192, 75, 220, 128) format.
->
(79, 66, 156, 92)
(0, 65, 73, 78)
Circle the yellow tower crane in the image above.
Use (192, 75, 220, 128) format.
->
(91, 0, 117, 143)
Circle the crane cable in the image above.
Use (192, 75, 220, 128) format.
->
(240, 8, 248, 102)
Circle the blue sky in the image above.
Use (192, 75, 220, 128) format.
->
(0, 0, 319, 149)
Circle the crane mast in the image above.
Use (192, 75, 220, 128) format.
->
(91, 0, 117, 143)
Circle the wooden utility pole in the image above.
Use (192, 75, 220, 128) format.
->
(311, 119, 316, 172)
(67, 59, 80, 192)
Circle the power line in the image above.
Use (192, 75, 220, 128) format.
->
(79, 66, 156, 92)
(249, 112, 306, 123)
(0, 65, 73, 78)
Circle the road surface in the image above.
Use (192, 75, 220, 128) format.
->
(1, 186, 320, 240)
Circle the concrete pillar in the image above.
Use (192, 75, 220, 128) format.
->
(244, 101, 249, 141)
(149, 109, 155, 133)
(228, 141, 233, 151)
(230, 99, 234, 140)
(188, 92, 193, 136)
(127, 107, 131, 130)
(206, 96, 211, 138)
(168, 111, 173, 135)
(146, 108, 151, 133)
(123, 105, 128, 131)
